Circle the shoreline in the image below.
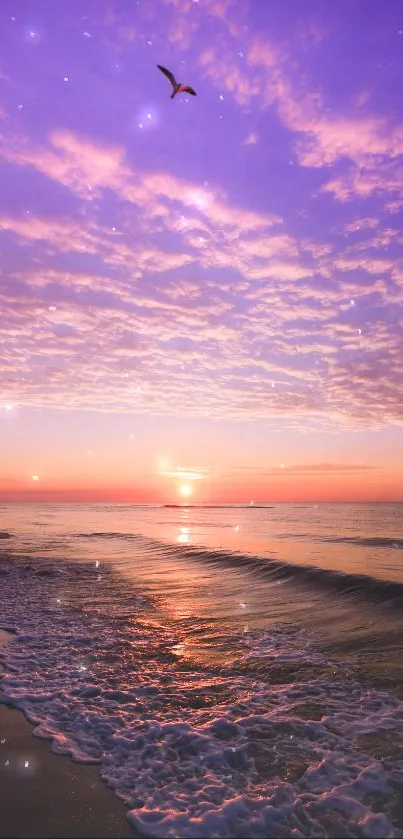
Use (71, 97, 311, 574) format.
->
(0, 629, 136, 839)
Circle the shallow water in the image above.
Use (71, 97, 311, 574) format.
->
(1, 503, 403, 837)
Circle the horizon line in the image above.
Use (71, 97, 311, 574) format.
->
(1, 500, 403, 506)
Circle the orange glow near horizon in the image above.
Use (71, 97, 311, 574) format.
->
(1, 462, 403, 504)
(2, 414, 403, 505)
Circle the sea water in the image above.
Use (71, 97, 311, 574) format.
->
(1, 502, 403, 837)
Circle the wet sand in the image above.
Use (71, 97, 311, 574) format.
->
(0, 629, 135, 839)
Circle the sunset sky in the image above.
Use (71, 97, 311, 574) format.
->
(1, 0, 403, 503)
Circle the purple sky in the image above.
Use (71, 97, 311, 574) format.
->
(1, 0, 403, 502)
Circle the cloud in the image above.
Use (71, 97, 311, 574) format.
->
(0, 128, 289, 297)
(144, 0, 248, 50)
(156, 462, 209, 481)
(322, 162, 403, 207)
(219, 462, 378, 478)
(191, 19, 403, 214)
(1, 127, 403, 430)
(198, 38, 289, 111)
(96, 0, 403, 217)
(277, 462, 377, 474)
(295, 116, 403, 169)
(0, 214, 100, 254)
(242, 132, 259, 146)
(342, 218, 380, 235)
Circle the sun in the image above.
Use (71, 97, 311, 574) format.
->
(179, 484, 192, 498)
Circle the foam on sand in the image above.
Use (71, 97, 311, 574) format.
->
(0, 555, 403, 838)
(0, 629, 134, 838)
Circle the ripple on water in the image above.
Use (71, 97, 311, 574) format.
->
(0, 555, 402, 838)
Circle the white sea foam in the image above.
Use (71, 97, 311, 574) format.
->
(0, 556, 403, 838)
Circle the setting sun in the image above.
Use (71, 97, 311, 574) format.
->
(179, 484, 192, 498)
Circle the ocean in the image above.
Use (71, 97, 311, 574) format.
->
(1, 502, 403, 838)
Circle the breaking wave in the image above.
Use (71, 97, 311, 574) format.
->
(77, 531, 403, 609)
(0, 553, 403, 838)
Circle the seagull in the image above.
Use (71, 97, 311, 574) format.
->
(157, 64, 197, 99)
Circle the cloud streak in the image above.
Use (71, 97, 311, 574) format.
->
(0, 123, 402, 430)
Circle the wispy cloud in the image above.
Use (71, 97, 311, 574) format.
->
(0, 122, 402, 429)
(219, 462, 379, 478)
(190, 13, 403, 216)
(242, 132, 259, 146)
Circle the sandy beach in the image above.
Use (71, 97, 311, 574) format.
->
(0, 629, 135, 839)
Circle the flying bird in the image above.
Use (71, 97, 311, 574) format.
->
(157, 64, 197, 99)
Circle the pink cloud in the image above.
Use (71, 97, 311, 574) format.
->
(332, 255, 394, 276)
(160, 0, 245, 48)
(242, 132, 260, 146)
(323, 163, 403, 207)
(0, 215, 100, 254)
(194, 29, 403, 210)
(0, 128, 288, 288)
(1, 128, 403, 430)
(342, 218, 380, 234)
(296, 116, 403, 169)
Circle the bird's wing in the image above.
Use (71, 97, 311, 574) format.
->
(157, 64, 177, 88)
(181, 85, 197, 96)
